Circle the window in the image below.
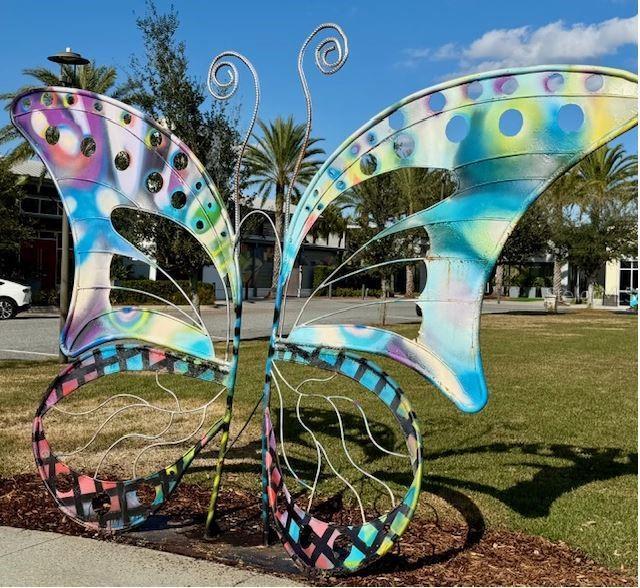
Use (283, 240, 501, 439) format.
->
(21, 198, 39, 213)
(40, 199, 59, 216)
(619, 259, 638, 305)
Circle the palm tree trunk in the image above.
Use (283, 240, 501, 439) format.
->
(379, 276, 388, 326)
(586, 274, 596, 308)
(495, 264, 504, 304)
(553, 255, 562, 303)
(270, 186, 285, 296)
(405, 264, 415, 298)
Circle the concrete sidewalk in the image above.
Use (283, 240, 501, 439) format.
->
(0, 526, 300, 586)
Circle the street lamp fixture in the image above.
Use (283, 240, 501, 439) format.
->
(46, 48, 89, 361)
(47, 47, 89, 87)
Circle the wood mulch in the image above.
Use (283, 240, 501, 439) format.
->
(0, 474, 635, 586)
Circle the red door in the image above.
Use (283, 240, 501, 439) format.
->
(20, 239, 58, 290)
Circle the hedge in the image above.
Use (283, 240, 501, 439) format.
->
(333, 287, 383, 298)
(110, 280, 215, 305)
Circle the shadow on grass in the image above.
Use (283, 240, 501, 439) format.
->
(201, 438, 636, 521)
(424, 442, 637, 518)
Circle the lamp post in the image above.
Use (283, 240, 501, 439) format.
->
(47, 48, 89, 362)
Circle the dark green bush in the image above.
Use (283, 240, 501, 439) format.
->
(32, 289, 59, 306)
(110, 280, 215, 305)
(312, 265, 333, 289)
(532, 276, 546, 287)
(333, 287, 382, 297)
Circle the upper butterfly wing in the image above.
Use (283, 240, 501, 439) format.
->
(12, 88, 240, 363)
(280, 65, 638, 412)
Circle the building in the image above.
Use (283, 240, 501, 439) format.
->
(11, 161, 347, 301)
(11, 161, 71, 297)
(604, 258, 638, 306)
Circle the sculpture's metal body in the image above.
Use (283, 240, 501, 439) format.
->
(11, 20, 638, 573)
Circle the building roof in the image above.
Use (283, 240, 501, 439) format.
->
(9, 159, 50, 179)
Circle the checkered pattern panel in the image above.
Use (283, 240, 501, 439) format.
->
(265, 343, 423, 572)
(33, 344, 228, 531)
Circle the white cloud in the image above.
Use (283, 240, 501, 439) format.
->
(400, 15, 638, 72)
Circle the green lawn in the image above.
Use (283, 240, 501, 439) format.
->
(0, 311, 636, 571)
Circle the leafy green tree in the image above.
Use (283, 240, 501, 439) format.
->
(342, 174, 402, 309)
(494, 199, 552, 300)
(392, 168, 455, 297)
(245, 116, 324, 291)
(538, 169, 581, 303)
(0, 160, 34, 278)
(123, 1, 242, 308)
(560, 145, 637, 305)
(1, 62, 123, 164)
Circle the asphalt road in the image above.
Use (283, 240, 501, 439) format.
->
(0, 298, 549, 361)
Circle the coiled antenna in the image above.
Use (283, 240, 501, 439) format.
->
(207, 51, 261, 232)
(284, 23, 349, 232)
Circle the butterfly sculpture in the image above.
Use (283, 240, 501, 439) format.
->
(11, 22, 638, 574)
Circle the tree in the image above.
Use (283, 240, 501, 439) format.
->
(342, 174, 402, 312)
(539, 169, 581, 304)
(392, 168, 455, 297)
(561, 145, 637, 306)
(245, 116, 324, 292)
(123, 1, 242, 309)
(1, 62, 122, 164)
(0, 160, 34, 278)
(495, 199, 552, 300)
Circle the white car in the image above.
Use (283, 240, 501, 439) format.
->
(0, 279, 31, 320)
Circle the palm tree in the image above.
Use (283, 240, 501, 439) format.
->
(542, 144, 637, 307)
(392, 168, 455, 297)
(245, 116, 324, 291)
(577, 144, 637, 205)
(0, 62, 122, 164)
(575, 144, 637, 305)
(539, 169, 580, 306)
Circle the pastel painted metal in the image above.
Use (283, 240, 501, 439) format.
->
(262, 64, 638, 571)
(12, 88, 241, 362)
(12, 87, 243, 533)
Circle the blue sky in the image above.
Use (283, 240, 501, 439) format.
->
(1, 0, 637, 155)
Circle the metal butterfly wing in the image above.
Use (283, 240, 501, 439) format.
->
(263, 65, 638, 571)
(11, 87, 242, 531)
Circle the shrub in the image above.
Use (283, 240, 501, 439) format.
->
(533, 277, 546, 287)
(32, 289, 59, 306)
(110, 280, 215, 305)
(332, 287, 382, 297)
(312, 265, 334, 290)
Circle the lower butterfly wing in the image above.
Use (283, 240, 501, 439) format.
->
(34, 344, 231, 531)
(12, 88, 241, 362)
(280, 65, 638, 412)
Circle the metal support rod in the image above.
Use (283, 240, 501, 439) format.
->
(58, 210, 70, 363)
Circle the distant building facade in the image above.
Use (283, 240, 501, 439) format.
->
(11, 162, 346, 301)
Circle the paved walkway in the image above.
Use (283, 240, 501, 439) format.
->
(0, 526, 299, 586)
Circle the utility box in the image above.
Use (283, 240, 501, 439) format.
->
(544, 295, 557, 313)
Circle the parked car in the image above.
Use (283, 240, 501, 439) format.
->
(0, 279, 31, 320)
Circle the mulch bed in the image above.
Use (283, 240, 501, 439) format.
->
(0, 474, 635, 586)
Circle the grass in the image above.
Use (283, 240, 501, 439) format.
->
(0, 311, 636, 572)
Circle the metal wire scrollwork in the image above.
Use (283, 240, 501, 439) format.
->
(284, 23, 349, 232)
(207, 51, 261, 232)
